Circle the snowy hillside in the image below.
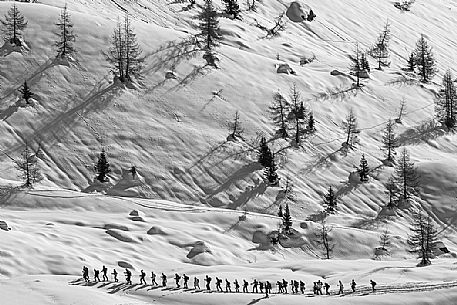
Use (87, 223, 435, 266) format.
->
(1, 0, 457, 304)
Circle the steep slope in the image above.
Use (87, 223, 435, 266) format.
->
(0, 0, 456, 247)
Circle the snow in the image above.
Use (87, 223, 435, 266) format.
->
(0, 0, 456, 304)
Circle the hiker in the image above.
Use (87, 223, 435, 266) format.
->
(225, 279, 231, 292)
(216, 277, 223, 292)
(325, 282, 330, 295)
(101, 265, 108, 281)
(94, 269, 101, 282)
(183, 274, 189, 289)
(205, 275, 212, 291)
(251, 279, 258, 293)
(316, 280, 323, 295)
(300, 281, 305, 294)
(259, 281, 264, 293)
(151, 271, 158, 286)
(82, 266, 89, 282)
(125, 269, 132, 285)
(293, 280, 299, 293)
(161, 273, 167, 287)
(282, 279, 288, 294)
(277, 281, 283, 293)
(194, 277, 200, 290)
(265, 281, 271, 297)
(370, 279, 376, 292)
(139, 270, 146, 285)
(243, 279, 249, 293)
(307, 9, 316, 21)
(351, 279, 356, 292)
(234, 279, 240, 292)
(175, 273, 181, 288)
(112, 269, 118, 282)
(338, 280, 344, 295)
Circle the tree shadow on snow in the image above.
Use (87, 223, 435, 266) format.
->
(397, 120, 446, 146)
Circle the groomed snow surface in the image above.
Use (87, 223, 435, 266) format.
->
(1, 0, 457, 304)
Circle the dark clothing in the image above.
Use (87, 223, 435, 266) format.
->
(300, 281, 305, 294)
(243, 280, 249, 293)
(282, 279, 288, 294)
(370, 280, 376, 292)
(183, 275, 189, 289)
(161, 273, 167, 287)
(234, 280, 240, 292)
(140, 270, 146, 285)
(216, 278, 223, 292)
(102, 266, 108, 281)
(225, 279, 231, 292)
(325, 282, 330, 295)
(175, 274, 181, 288)
(252, 279, 258, 293)
(194, 277, 200, 290)
(94, 269, 100, 282)
(151, 272, 158, 285)
(125, 269, 132, 285)
(112, 269, 118, 282)
(351, 280, 356, 292)
(205, 276, 212, 291)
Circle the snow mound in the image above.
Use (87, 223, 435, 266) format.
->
(186, 241, 212, 259)
(105, 229, 137, 243)
(252, 230, 275, 250)
(104, 223, 129, 231)
(117, 261, 134, 269)
(147, 226, 167, 235)
(106, 169, 154, 198)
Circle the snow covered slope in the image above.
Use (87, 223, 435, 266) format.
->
(1, 0, 457, 303)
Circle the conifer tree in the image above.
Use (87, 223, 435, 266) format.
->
(55, 4, 76, 58)
(372, 21, 391, 70)
(19, 80, 33, 104)
(258, 136, 273, 167)
(95, 148, 111, 182)
(283, 177, 294, 202)
(315, 219, 334, 259)
(228, 110, 244, 140)
(1, 4, 28, 46)
(414, 35, 436, 83)
(323, 186, 337, 213)
(282, 203, 292, 234)
(360, 53, 370, 73)
(385, 176, 397, 209)
(269, 92, 289, 139)
(350, 44, 363, 87)
(15, 142, 42, 187)
(436, 70, 457, 129)
(393, 148, 420, 202)
(123, 14, 143, 81)
(408, 212, 438, 266)
(342, 108, 358, 147)
(278, 205, 283, 218)
(307, 112, 316, 133)
(406, 51, 415, 71)
(382, 119, 398, 163)
(222, 0, 241, 19)
(397, 98, 407, 123)
(379, 228, 391, 251)
(264, 155, 279, 186)
(198, 0, 222, 67)
(289, 83, 307, 146)
(358, 154, 369, 182)
(106, 20, 125, 81)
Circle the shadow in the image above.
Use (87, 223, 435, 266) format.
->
(247, 296, 269, 305)
(107, 283, 128, 294)
(97, 282, 112, 288)
(397, 120, 446, 146)
(314, 85, 360, 102)
(167, 64, 208, 91)
(147, 286, 163, 291)
(227, 181, 267, 210)
(306, 210, 327, 222)
(0, 103, 19, 121)
(135, 284, 149, 291)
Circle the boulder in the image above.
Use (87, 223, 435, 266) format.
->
(0, 221, 10, 231)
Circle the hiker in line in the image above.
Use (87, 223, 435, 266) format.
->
(125, 269, 132, 285)
(175, 273, 181, 288)
(151, 271, 158, 286)
(225, 279, 231, 292)
(94, 269, 101, 282)
(130, 166, 137, 179)
(351, 279, 356, 292)
(265, 281, 271, 298)
(112, 269, 118, 282)
(259, 281, 264, 294)
(102, 265, 108, 281)
(234, 279, 240, 292)
(370, 279, 376, 292)
(139, 270, 147, 285)
(82, 266, 89, 282)
(293, 280, 299, 294)
(276, 281, 283, 293)
(216, 277, 223, 292)
(161, 273, 167, 287)
(282, 279, 288, 294)
(338, 280, 344, 295)
(194, 277, 200, 290)
(243, 279, 249, 293)
(324, 282, 330, 295)
(205, 275, 212, 291)
(316, 280, 323, 295)
(183, 274, 189, 289)
(251, 279, 258, 293)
